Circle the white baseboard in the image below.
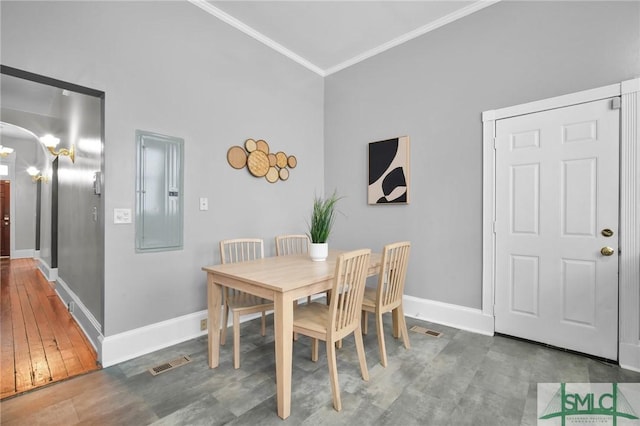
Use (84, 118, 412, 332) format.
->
(403, 295, 494, 336)
(54, 277, 102, 358)
(37, 258, 57, 281)
(100, 296, 492, 368)
(101, 310, 210, 368)
(11, 249, 34, 259)
(619, 342, 640, 373)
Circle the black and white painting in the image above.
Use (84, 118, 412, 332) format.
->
(368, 136, 410, 204)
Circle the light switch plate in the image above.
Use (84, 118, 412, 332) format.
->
(199, 197, 208, 211)
(114, 208, 132, 224)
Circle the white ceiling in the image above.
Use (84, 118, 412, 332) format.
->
(192, 0, 499, 76)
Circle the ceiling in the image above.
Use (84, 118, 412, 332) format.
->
(192, 0, 499, 76)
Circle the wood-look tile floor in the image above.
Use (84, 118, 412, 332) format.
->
(0, 258, 100, 400)
(2, 310, 639, 425)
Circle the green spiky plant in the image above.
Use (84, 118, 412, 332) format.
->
(308, 191, 341, 243)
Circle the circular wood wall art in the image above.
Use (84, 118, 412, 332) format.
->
(279, 167, 289, 181)
(247, 150, 269, 177)
(227, 146, 248, 169)
(275, 152, 288, 168)
(245, 138, 257, 152)
(228, 138, 298, 183)
(265, 167, 279, 183)
(256, 139, 269, 154)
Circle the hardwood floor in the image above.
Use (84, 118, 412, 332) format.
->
(0, 258, 100, 400)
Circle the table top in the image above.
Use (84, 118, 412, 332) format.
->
(202, 250, 381, 294)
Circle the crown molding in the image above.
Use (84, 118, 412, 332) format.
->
(189, 0, 327, 76)
(324, 0, 501, 76)
(190, 0, 501, 77)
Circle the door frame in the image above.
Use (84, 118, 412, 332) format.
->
(482, 78, 640, 371)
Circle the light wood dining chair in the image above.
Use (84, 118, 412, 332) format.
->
(219, 238, 274, 369)
(293, 249, 371, 412)
(275, 234, 310, 257)
(275, 234, 317, 304)
(361, 241, 411, 367)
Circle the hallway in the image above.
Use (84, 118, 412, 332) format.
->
(1, 258, 100, 400)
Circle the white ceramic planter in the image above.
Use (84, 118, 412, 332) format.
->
(309, 243, 328, 262)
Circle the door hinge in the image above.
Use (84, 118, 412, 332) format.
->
(611, 97, 621, 110)
(493, 221, 496, 233)
(493, 137, 497, 150)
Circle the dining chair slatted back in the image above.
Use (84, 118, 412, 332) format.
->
(331, 251, 370, 339)
(219, 238, 273, 369)
(221, 238, 264, 264)
(362, 241, 411, 367)
(292, 249, 371, 412)
(275, 234, 309, 256)
(378, 242, 410, 310)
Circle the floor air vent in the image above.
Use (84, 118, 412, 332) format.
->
(410, 325, 443, 338)
(148, 355, 192, 376)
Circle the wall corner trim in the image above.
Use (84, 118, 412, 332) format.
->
(37, 258, 57, 281)
(482, 110, 496, 122)
(621, 77, 640, 94)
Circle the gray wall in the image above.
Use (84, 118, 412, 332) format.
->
(1, 1, 324, 335)
(324, 1, 640, 309)
(57, 90, 103, 328)
(3, 0, 637, 338)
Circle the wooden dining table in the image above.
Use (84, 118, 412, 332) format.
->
(202, 249, 381, 419)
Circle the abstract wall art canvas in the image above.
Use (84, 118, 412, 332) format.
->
(368, 136, 410, 204)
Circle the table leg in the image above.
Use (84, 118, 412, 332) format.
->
(207, 273, 221, 368)
(274, 292, 294, 419)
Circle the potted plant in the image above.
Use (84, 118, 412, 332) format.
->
(308, 190, 341, 261)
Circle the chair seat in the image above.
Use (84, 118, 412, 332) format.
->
(361, 288, 376, 310)
(362, 287, 401, 312)
(293, 302, 329, 336)
(227, 293, 273, 313)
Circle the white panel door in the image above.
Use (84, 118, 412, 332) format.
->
(494, 98, 619, 360)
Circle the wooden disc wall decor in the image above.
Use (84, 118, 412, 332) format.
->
(265, 167, 279, 183)
(245, 138, 257, 152)
(227, 138, 298, 183)
(279, 168, 289, 181)
(275, 152, 287, 168)
(227, 146, 247, 169)
(247, 150, 269, 177)
(256, 139, 269, 153)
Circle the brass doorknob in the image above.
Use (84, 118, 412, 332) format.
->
(601, 247, 615, 256)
